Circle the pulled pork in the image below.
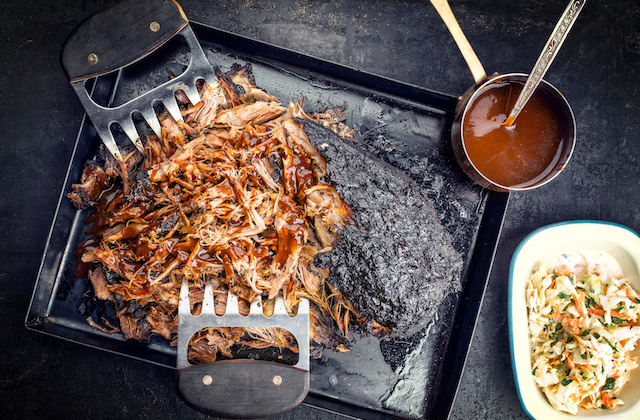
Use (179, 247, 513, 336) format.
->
(70, 63, 366, 361)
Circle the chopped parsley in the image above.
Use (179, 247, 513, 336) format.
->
(603, 337, 618, 353)
(601, 377, 616, 391)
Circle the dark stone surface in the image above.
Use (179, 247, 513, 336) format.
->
(2, 0, 639, 419)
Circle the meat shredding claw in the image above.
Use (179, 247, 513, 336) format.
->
(177, 279, 310, 418)
(61, 0, 220, 162)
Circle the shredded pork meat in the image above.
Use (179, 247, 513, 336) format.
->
(70, 63, 369, 361)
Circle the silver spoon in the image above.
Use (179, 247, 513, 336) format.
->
(503, 0, 587, 126)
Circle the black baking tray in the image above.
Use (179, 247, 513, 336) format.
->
(26, 21, 508, 420)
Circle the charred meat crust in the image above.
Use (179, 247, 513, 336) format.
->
(304, 120, 464, 338)
(68, 163, 110, 209)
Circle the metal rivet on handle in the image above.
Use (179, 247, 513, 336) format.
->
(150, 21, 160, 32)
(272, 375, 282, 385)
(87, 53, 98, 65)
(202, 375, 213, 386)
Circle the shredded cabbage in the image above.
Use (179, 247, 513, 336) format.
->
(527, 252, 640, 414)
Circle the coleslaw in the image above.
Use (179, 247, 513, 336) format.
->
(527, 251, 640, 414)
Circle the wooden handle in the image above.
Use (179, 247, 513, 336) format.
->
(429, 0, 487, 85)
(176, 360, 309, 418)
(61, 0, 188, 82)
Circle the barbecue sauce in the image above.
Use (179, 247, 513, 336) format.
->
(273, 196, 307, 271)
(463, 81, 563, 187)
(75, 125, 316, 287)
(74, 238, 98, 278)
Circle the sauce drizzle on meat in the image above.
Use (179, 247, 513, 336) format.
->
(69, 64, 370, 361)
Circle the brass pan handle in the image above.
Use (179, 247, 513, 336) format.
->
(429, 0, 487, 85)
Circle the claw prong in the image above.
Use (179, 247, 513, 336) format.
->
(201, 282, 215, 315)
(224, 292, 240, 316)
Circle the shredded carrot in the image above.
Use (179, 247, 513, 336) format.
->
(563, 350, 575, 370)
(602, 391, 613, 409)
(588, 308, 632, 320)
(544, 309, 580, 333)
(573, 290, 587, 317)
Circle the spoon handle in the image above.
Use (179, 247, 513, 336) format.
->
(504, 0, 586, 126)
(429, 0, 486, 85)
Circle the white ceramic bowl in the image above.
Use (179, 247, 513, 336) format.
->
(509, 221, 640, 419)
